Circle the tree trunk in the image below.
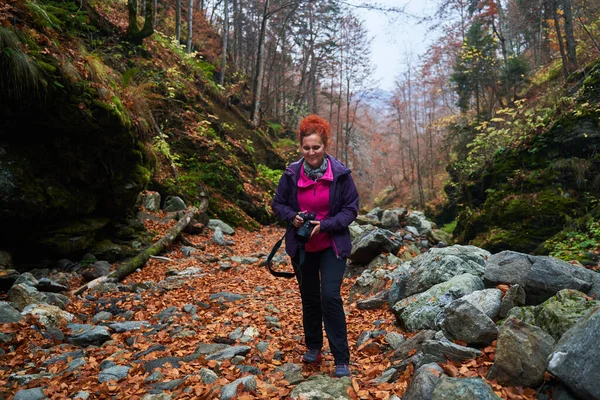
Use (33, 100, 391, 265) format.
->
(186, 0, 194, 54)
(127, 0, 140, 37)
(153, 0, 157, 27)
(251, 0, 270, 126)
(112, 207, 198, 280)
(176, 0, 181, 42)
(220, 0, 229, 86)
(232, 0, 238, 68)
(562, 0, 577, 72)
(127, 0, 154, 45)
(344, 77, 351, 165)
(553, 0, 569, 80)
(336, 48, 343, 160)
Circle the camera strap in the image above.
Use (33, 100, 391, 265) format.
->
(266, 232, 296, 279)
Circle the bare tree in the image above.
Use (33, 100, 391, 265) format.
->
(220, 0, 229, 86)
(186, 0, 194, 54)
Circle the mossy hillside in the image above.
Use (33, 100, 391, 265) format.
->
(457, 188, 578, 253)
(448, 58, 600, 255)
(0, 14, 153, 261)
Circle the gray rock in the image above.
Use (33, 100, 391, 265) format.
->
(98, 365, 130, 383)
(391, 330, 436, 361)
(221, 376, 256, 400)
(460, 289, 502, 319)
(66, 323, 111, 347)
(274, 363, 304, 385)
(289, 374, 351, 399)
(144, 357, 181, 373)
(404, 245, 490, 297)
(547, 307, 600, 400)
(36, 277, 68, 293)
(81, 261, 111, 282)
(195, 343, 230, 354)
(0, 301, 23, 323)
(205, 345, 251, 361)
(14, 272, 38, 287)
(163, 196, 186, 212)
(394, 274, 484, 332)
(498, 284, 526, 318)
(432, 376, 501, 399)
(13, 387, 47, 400)
(209, 292, 246, 302)
(403, 363, 445, 400)
(43, 292, 70, 310)
(487, 317, 555, 387)
(208, 219, 235, 235)
(212, 227, 226, 245)
(349, 228, 403, 265)
(142, 192, 161, 212)
(9, 373, 53, 385)
(484, 251, 595, 305)
(371, 368, 399, 384)
(91, 311, 113, 323)
(199, 367, 218, 384)
(384, 332, 406, 350)
(422, 339, 482, 363)
(441, 298, 498, 345)
(109, 321, 151, 333)
(9, 283, 47, 311)
(43, 350, 84, 366)
(22, 303, 74, 329)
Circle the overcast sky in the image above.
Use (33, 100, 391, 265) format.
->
(355, 1, 439, 92)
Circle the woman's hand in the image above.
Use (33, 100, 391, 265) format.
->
(309, 220, 320, 237)
(292, 213, 305, 228)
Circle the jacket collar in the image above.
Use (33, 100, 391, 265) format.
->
(286, 154, 350, 180)
(298, 159, 333, 187)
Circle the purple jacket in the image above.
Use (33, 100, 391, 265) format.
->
(271, 154, 359, 259)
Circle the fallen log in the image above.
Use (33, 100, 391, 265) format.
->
(73, 206, 198, 295)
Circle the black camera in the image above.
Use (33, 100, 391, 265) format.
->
(295, 212, 316, 244)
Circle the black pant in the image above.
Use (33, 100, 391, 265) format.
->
(293, 247, 350, 365)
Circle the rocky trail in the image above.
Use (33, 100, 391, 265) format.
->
(1, 206, 599, 400)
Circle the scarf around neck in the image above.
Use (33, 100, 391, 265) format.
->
(303, 157, 328, 181)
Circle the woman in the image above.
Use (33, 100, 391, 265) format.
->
(271, 114, 359, 378)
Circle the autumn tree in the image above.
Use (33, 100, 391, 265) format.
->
(127, 0, 154, 45)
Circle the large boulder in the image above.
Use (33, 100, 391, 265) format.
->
(484, 251, 595, 304)
(547, 307, 600, 400)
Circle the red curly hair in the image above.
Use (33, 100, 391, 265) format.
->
(298, 114, 330, 148)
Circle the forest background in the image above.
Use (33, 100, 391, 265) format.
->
(1, 0, 600, 267)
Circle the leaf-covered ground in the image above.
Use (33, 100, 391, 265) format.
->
(0, 219, 541, 399)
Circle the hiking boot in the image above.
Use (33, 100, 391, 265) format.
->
(302, 349, 322, 364)
(334, 364, 351, 377)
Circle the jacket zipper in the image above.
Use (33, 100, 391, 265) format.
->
(331, 236, 341, 259)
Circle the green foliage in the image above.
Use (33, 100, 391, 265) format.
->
(450, 21, 498, 115)
(207, 196, 261, 231)
(441, 220, 457, 234)
(501, 55, 530, 99)
(26, 0, 94, 33)
(455, 100, 552, 178)
(266, 121, 283, 134)
(154, 32, 216, 81)
(255, 164, 282, 187)
(0, 27, 45, 101)
(546, 219, 600, 263)
(244, 139, 255, 154)
(274, 138, 296, 149)
(152, 133, 180, 165)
